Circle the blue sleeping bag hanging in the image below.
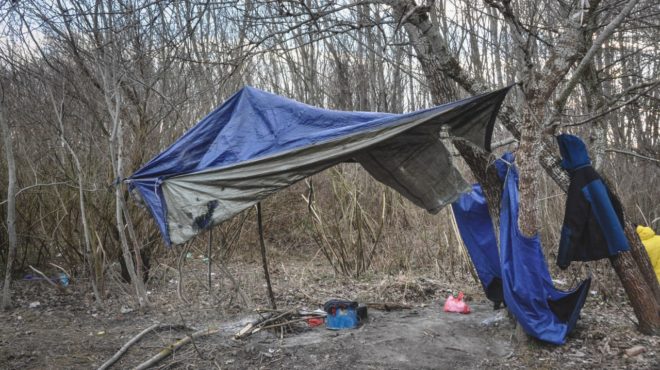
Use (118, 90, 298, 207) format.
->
(497, 153, 591, 345)
(452, 184, 504, 308)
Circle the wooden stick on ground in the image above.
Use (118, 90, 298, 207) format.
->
(97, 323, 189, 370)
(28, 265, 65, 291)
(207, 228, 212, 292)
(234, 309, 298, 339)
(133, 327, 219, 370)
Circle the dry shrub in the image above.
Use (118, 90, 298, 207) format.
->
(303, 164, 388, 278)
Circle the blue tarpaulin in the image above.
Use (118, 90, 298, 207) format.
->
(451, 184, 503, 307)
(453, 154, 591, 344)
(129, 86, 511, 245)
(497, 153, 591, 345)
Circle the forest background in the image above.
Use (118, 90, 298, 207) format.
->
(0, 0, 658, 337)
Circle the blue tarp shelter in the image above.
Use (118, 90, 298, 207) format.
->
(129, 86, 510, 245)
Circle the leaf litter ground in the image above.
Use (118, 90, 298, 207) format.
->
(1, 258, 658, 369)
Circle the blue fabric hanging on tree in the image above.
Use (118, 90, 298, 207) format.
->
(497, 152, 591, 345)
(452, 184, 504, 308)
(556, 134, 629, 269)
(452, 153, 591, 344)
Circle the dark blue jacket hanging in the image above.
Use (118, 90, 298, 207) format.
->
(498, 153, 591, 345)
(452, 184, 504, 308)
(556, 134, 629, 269)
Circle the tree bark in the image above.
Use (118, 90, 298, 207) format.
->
(610, 251, 660, 334)
(452, 139, 503, 225)
(1, 104, 17, 310)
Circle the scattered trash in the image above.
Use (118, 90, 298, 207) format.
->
(120, 306, 134, 314)
(29, 301, 41, 309)
(552, 279, 567, 286)
(306, 317, 324, 327)
(624, 345, 646, 357)
(443, 292, 471, 314)
(324, 300, 360, 330)
(185, 252, 193, 259)
(58, 273, 69, 286)
(24, 273, 70, 286)
(480, 310, 507, 327)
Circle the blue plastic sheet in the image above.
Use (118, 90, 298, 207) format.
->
(129, 86, 511, 244)
(452, 185, 503, 306)
(498, 153, 590, 345)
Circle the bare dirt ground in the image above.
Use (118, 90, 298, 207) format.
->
(1, 257, 658, 369)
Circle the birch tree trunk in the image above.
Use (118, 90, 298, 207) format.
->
(1, 103, 17, 310)
(102, 67, 149, 308)
(111, 119, 149, 308)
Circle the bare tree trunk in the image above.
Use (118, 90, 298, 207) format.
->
(1, 104, 16, 310)
(516, 104, 543, 237)
(111, 120, 149, 308)
(48, 91, 101, 304)
(610, 251, 660, 334)
(99, 56, 149, 307)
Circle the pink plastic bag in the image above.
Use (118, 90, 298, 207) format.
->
(443, 292, 471, 314)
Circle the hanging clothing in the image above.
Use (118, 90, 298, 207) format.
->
(497, 152, 591, 345)
(451, 184, 504, 308)
(636, 225, 660, 282)
(556, 134, 629, 269)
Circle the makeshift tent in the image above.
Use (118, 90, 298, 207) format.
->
(497, 153, 591, 345)
(451, 184, 504, 308)
(129, 86, 511, 245)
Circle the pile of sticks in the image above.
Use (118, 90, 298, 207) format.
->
(234, 308, 326, 340)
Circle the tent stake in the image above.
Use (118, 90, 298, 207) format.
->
(208, 228, 212, 292)
(257, 202, 277, 309)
